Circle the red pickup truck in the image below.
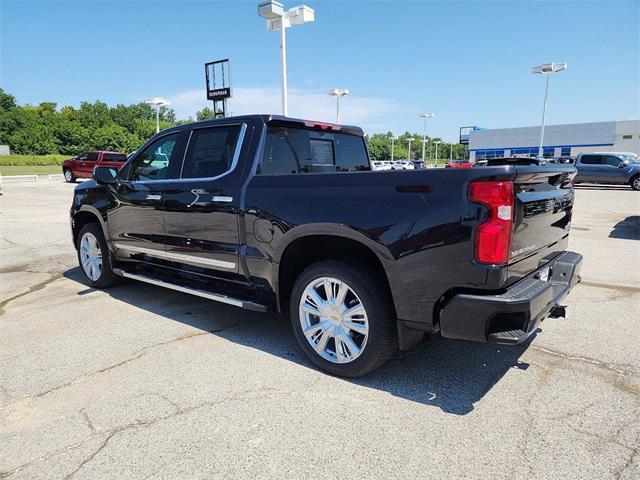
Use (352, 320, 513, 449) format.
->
(62, 151, 127, 183)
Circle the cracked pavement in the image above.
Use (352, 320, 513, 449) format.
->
(0, 181, 639, 479)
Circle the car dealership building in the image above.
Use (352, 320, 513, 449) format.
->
(468, 120, 640, 161)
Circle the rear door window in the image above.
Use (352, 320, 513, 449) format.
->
(260, 126, 370, 174)
(181, 126, 241, 179)
(580, 154, 603, 165)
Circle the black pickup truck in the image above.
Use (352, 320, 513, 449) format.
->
(70, 115, 582, 377)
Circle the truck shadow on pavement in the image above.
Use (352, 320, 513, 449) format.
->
(609, 216, 640, 240)
(64, 267, 533, 416)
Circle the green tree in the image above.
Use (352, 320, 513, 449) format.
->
(0, 88, 17, 111)
(196, 107, 216, 121)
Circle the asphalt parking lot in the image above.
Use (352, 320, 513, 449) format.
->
(1, 180, 639, 479)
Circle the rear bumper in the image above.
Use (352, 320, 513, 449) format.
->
(439, 251, 582, 344)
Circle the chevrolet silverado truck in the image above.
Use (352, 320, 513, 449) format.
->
(70, 115, 582, 377)
(62, 150, 127, 183)
(574, 152, 640, 190)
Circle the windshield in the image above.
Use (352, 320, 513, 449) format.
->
(620, 153, 640, 164)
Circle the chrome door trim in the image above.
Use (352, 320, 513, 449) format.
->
(114, 242, 236, 269)
(176, 122, 248, 182)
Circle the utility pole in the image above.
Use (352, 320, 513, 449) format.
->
(532, 62, 567, 157)
(419, 112, 434, 162)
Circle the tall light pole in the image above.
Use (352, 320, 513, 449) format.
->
(144, 97, 170, 134)
(533, 62, 567, 157)
(433, 140, 442, 166)
(390, 136, 396, 162)
(329, 88, 349, 123)
(407, 137, 414, 162)
(259, 1, 315, 116)
(419, 112, 435, 162)
(449, 143, 453, 161)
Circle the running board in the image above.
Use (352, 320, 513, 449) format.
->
(113, 268, 269, 312)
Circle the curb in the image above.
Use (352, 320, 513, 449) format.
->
(0, 174, 68, 183)
(0, 174, 39, 182)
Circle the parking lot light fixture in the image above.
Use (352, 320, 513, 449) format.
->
(144, 97, 170, 133)
(329, 88, 349, 123)
(533, 62, 567, 157)
(390, 135, 396, 162)
(259, 1, 315, 116)
(433, 140, 442, 166)
(419, 112, 435, 162)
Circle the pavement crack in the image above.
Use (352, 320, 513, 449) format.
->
(63, 431, 115, 480)
(531, 345, 640, 377)
(80, 408, 96, 433)
(0, 271, 64, 316)
(3, 382, 309, 479)
(21, 324, 241, 401)
(580, 280, 640, 296)
(614, 442, 639, 480)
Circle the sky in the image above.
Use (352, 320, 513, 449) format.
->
(1, 0, 638, 141)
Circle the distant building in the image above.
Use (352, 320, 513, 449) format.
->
(0, 145, 10, 156)
(468, 120, 640, 160)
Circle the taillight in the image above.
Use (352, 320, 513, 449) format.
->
(468, 180, 514, 264)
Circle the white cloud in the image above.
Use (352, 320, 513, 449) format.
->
(167, 86, 398, 134)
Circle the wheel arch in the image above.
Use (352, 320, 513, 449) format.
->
(272, 225, 397, 315)
(71, 206, 110, 249)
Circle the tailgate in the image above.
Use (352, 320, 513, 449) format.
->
(508, 166, 576, 284)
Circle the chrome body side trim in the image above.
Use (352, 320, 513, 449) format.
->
(113, 242, 236, 269)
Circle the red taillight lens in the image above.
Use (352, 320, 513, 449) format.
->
(468, 180, 514, 264)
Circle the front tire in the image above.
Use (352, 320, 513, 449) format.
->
(64, 169, 76, 183)
(76, 223, 120, 288)
(290, 260, 397, 377)
(630, 175, 640, 191)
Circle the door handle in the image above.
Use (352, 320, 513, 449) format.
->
(146, 194, 162, 201)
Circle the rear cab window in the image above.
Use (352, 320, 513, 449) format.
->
(102, 153, 127, 162)
(579, 154, 603, 165)
(259, 126, 370, 175)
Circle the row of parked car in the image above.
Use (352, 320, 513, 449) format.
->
(62, 149, 640, 190)
(371, 159, 474, 171)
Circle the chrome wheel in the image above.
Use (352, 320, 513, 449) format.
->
(64, 169, 73, 182)
(633, 177, 640, 190)
(298, 277, 369, 364)
(80, 232, 102, 281)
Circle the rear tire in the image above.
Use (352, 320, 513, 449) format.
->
(630, 175, 640, 191)
(76, 223, 120, 288)
(64, 169, 76, 183)
(290, 260, 397, 377)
